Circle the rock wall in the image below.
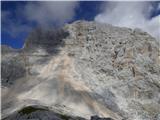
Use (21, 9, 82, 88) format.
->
(1, 21, 160, 120)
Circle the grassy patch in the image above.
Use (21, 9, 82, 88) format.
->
(59, 114, 71, 120)
(18, 106, 47, 115)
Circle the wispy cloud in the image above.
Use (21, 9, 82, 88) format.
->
(95, 2, 160, 40)
(2, 10, 32, 37)
(2, 1, 79, 37)
(24, 1, 78, 27)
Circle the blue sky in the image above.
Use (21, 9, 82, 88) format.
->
(1, 1, 160, 48)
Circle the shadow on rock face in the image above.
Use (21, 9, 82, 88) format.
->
(24, 27, 69, 55)
(91, 115, 114, 120)
(2, 105, 115, 120)
(2, 105, 86, 120)
(1, 58, 26, 87)
(1, 27, 69, 87)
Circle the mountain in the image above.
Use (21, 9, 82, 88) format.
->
(1, 21, 160, 120)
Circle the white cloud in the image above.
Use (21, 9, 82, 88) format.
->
(158, 2, 160, 10)
(2, 11, 32, 37)
(2, 1, 78, 37)
(24, 1, 78, 27)
(95, 2, 160, 41)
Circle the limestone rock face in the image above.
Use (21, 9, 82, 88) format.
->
(1, 48, 26, 87)
(1, 21, 160, 120)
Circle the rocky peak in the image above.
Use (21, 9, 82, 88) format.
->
(1, 21, 160, 120)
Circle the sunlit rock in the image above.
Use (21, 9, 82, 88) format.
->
(1, 21, 160, 120)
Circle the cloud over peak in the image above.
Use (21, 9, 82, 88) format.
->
(95, 2, 160, 40)
(2, 1, 78, 37)
(24, 1, 78, 27)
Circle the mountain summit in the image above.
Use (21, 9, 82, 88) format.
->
(2, 21, 160, 120)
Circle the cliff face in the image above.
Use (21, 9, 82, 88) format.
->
(1, 21, 160, 120)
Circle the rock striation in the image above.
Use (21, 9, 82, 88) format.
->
(1, 21, 160, 120)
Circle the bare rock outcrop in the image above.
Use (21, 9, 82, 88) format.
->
(1, 21, 160, 120)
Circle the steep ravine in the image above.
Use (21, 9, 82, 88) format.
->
(1, 21, 160, 120)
